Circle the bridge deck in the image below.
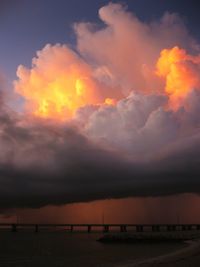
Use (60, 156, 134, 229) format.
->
(0, 223, 199, 233)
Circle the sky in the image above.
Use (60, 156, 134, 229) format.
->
(1, 0, 200, 222)
(1, 0, 200, 80)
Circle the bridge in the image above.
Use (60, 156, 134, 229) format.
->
(0, 223, 200, 233)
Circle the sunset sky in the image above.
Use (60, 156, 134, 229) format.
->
(1, 0, 200, 223)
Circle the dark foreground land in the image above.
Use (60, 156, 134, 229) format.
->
(111, 232, 200, 266)
(118, 239, 200, 266)
(0, 230, 186, 267)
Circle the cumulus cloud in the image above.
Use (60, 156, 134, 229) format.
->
(156, 46, 200, 109)
(15, 43, 123, 120)
(75, 3, 198, 93)
(1, 3, 200, 209)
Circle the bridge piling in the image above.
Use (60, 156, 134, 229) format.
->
(136, 225, 143, 232)
(104, 225, 109, 233)
(167, 225, 177, 231)
(11, 224, 17, 232)
(182, 225, 186, 231)
(120, 225, 127, 232)
(87, 225, 91, 233)
(182, 225, 192, 231)
(152, 225, 160, 232)
(35, 225, 39, 233)
(197, 225, 200, 230)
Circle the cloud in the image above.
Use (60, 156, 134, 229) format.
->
(14, 43, 123, 120)
(0, 88, 200, 209)
(75, 3, 198, 93)
(1, 2, 200, 209)
(156, 46, 200, 109)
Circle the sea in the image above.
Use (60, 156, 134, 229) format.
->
(0, 230, 185, 267)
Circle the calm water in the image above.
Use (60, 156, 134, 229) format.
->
(0, 231, 185, 267)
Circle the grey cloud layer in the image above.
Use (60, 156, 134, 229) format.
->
(0, 90, 200, 208)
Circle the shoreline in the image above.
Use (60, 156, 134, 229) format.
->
(116, 239, 200, 266)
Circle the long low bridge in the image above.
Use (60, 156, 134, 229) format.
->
(1, 223, 200, 233)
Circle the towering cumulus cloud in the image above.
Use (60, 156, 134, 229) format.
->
(157, 46, 200, 109)
(1, 3, 200, 208)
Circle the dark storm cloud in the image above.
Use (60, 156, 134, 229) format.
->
(0, 90, 200, 209)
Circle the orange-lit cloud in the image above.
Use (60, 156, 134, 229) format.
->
(156, 46, 200, 109)
(14, 44, 107, 120)
(14, 3, 198, 121)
